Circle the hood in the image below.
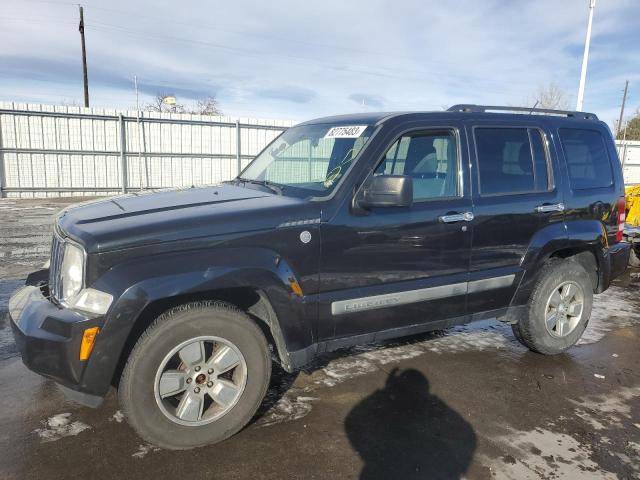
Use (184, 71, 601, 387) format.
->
(57, 185, 316, 253)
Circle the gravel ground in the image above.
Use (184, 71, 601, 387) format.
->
(0, 197, 639, 480)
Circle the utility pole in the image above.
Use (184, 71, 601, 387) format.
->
(78, 5, 90, 107)
(576, 0, 596, 111)
(616, 80, 629, 138)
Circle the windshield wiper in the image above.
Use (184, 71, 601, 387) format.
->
(236, 177, 284, 195)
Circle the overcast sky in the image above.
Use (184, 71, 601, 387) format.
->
(1, 0, 638, 125)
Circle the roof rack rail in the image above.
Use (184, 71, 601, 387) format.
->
(447, 104, 598, 120)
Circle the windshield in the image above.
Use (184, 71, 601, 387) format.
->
(239, 123, 374, 195)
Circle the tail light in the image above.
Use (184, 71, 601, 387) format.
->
(616, 196, 626, 242)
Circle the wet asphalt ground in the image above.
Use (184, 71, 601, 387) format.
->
(0, 197, 639, 480)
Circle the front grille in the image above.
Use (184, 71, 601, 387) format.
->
(49, 231, 65, 301)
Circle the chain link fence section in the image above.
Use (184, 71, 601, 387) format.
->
(0, 102, 294, 198)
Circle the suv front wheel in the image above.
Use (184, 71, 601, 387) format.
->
(512, 259, 593, 354)
(119, 301, 271, 449)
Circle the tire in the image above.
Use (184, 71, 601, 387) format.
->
(629, 247, 640, 267)
(512, 259, 593, 355)
(118, 301, 271, 450)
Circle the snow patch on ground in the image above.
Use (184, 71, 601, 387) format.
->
(110, 410, 125, 423)
(485, 427, 617, 480)
(422, 327, 511, 354)
(485, 386, 640, 479)
(570, 387, 637, 431)
(132, 443, 161, 459)
(34, 413, 91, 442)
(255, 394, 319, 427)
(580, 286, 640, 344)
(0, 205, 56, 211)
(319, 356, 379, 387)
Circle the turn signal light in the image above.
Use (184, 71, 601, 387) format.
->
(289, 278, 303, 297)
(80, 326, 100, 361)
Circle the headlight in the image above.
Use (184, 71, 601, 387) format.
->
(60, 243, 84, 301)
(58, 242, 113, 315)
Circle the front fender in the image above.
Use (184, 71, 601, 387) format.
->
(80, 247, 313, 395)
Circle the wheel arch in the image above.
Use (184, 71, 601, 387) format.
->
(548, 248, 598, 291)
(112, 286, 294, 389)
(81, 247, 312, 396)
(513, 220, 607, 308)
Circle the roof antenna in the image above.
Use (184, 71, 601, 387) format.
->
(529, 100, 539, 115)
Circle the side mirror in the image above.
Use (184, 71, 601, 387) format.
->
(358, 175, 413, 209)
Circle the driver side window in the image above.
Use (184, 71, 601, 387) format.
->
(374, 130, 459, 200)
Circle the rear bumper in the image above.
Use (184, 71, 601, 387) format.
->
(600, 241, 630, 290)
(9, 282, 105, 407)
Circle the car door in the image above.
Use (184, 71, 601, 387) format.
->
(319, 123, 473, 340)
(466, 121, 565, 315)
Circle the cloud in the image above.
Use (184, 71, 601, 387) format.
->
(255, 86, 316, 103)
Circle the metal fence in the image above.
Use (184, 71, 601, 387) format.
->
(618, 140, 640, 185)
(1, 103, 639, 198)
(0, 103, 294, 198)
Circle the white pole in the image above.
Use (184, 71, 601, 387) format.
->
(576, 0, 596, 111)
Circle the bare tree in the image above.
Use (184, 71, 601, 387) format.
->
(144, 93, 185, 113)
(528, 83, 570, 110)
(144, 93, 222, 115)
(617, 109, 640, 141)
(195, 96, 222, 115)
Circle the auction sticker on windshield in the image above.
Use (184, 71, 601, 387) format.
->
(324, 125, 367, 138)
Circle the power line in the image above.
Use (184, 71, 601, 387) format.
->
(55, 3, 530, 78)
(84, 21, 527, 93)
(83, 4, 466, 70)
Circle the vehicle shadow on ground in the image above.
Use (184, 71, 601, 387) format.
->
(344, 368, 476, 480)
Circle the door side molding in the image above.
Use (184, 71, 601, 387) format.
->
(467, 274, 515, 293)
(331, 274, 515, 315)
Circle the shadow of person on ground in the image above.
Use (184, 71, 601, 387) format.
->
(345, 368, 476, 480)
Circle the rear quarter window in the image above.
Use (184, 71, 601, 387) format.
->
(559, 128, 613, 190)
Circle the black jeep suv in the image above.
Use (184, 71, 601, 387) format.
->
(10, 105, 629, 449)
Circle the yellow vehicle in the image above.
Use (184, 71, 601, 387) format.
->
(624, 185, 640, 266)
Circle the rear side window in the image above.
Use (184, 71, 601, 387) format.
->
(474, 127, 551, 195)
(559, 128, 613, 190)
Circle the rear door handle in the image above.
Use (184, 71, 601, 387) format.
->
(439, 211, 474, 223)
(535, 203, 565, 213)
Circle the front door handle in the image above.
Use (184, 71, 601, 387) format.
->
(439, 211, 474, 223)
(535, 203, 565, 213)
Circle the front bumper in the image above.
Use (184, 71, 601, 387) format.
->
(9, 280, 105, 407)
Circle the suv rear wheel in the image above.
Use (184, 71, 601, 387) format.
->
(119, 301, 271, 449)
(512, 259, 593, 354)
